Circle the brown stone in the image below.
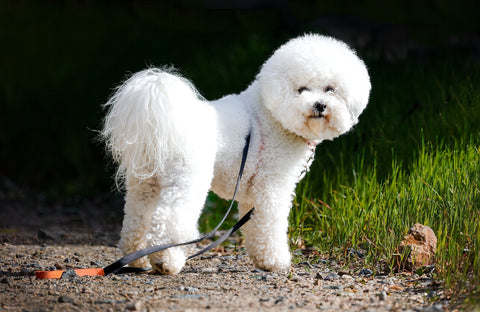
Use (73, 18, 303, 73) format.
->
(392, 223, 437, 271)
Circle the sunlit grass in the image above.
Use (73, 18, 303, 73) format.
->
(289, 56, 480, 305)
(197, 52, 480, 306)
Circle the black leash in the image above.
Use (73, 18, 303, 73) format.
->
(103, 132, 253, 275)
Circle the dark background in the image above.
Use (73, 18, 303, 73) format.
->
(1, 0, 479, 197)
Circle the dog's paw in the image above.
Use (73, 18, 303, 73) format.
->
(250, 249, 291, 272)
(254, 259, 291, 272)
(129, 257, 151, 269)
(120, 242, 151, 269)
(149, 248, 186, 275)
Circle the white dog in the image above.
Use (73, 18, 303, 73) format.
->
(102, 34, 370, 274)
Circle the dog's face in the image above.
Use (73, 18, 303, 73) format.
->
(258, 35, 371, 142)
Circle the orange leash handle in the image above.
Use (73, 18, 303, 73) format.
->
(35, 268, 105, 279)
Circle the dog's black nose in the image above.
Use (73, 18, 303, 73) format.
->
(313, 102, 326, 114)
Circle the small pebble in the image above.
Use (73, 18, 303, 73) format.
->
(358, 268, 373, 277)
(298, 261, 313, 268)
(60, 269, 78, 280)
(58, 295, 75, 303)
(274, 296, 286, 304)
(126, 300, 144, 311)
(429, 303, 446, 312)
(179, 286, 198, 292)
(377, 291, 387, 301)
(20, 267, 32, 276)
(90, 261, 103, 266)
(171, 294, 206, 299)
(324, 284, 344, 290)
(324, 273, 340, 281)
(348, 248, 364, 258)
(200, 267, 218, 273)
(1, 277, 14, 287)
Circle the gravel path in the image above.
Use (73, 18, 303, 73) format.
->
(0, 184, 448, 312)
(1, 243, 447, 312)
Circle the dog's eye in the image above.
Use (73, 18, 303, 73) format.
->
(324, 86, 335, 93)
(297, 87, 309, 94)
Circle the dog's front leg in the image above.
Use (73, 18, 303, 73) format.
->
(239, 197, 292, 272)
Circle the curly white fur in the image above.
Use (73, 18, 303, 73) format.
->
(102, 34, 371, 274)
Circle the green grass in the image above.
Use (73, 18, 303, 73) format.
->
(192, 43, 480, 305)
(199, 53, 480, 305)
(289, 56, 480, 306)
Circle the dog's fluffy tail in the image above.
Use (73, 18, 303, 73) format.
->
(102, 68, 204, 183)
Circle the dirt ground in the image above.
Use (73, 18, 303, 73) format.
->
(0, 181, 449, 312)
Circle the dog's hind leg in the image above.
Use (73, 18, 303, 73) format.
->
(119, 176, 161, 268)
(145, 158, 214, 275)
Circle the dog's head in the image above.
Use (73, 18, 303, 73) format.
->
(257, 34, 371, 142)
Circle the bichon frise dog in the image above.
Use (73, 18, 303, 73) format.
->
(102, 34, 371, 274)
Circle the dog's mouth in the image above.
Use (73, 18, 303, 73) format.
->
(309, 113, 330, 124)
(310, 113, 325, 119)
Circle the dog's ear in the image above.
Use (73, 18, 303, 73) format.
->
(257, 49, 296, 114)
(329, 51, 371, 122)
(346, 66, 371, 120)
(258, 71, 286, 112)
